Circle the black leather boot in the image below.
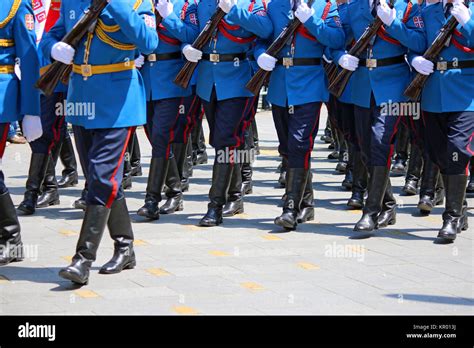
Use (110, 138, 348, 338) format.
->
(37, 144, 61, 208)
(335, 134, 348, 173)
(173, 143, 189, 193)
(193, 122, 208, 165)
(347, 151, 367, 209)
(241, 162, 253, 195)
(321, 120, 333, 143)
(223, 163, 244, 217)
(467, 159, 474, 193)
(391, 125, 409, 175)
(251, 119, 260, 155)
(130, 133, 142, 177)
(458, 200, 469, 232)
(74, 187, 88, 211)
(417, 159, 441, 215)
(297, 172, 314, 224)
(436, 175, 468, 243)
(18, 153, 50, 215)
(137, 158, 169, 220)
(199, 162, 233, 227)
(160, 156, 184, 214)
(278, 157, 288, 188)
(354, 166, 390, 234)
(275, 168, 308, 231)
(122, 151, 133, 190)
(184, 135, 194, 182)
(0, 192, 23, 266)
(402, 145, 422, 196)
(58, 134, 79, 188)
(342, 145, 353, 190)
(100, 198, 136, 274)
(377, 180, 397, 228)
(59, 205, 110, 285)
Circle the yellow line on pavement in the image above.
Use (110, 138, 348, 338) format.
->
(147, 268, 171, 277)
(74, 289, 100, 298)
(297, 262, 320, 270)
(241, 282, 265, 291)
(173, 306, 199, 315)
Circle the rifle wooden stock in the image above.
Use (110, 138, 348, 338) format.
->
(323, 60, 338, 86)
(174, 8, 227, 89)
(328, 17, 384, 98)
(155, 8, 163, 27)
(404, 16, 458, 101)
(245, 0, 315, 96)
(35, 0, 108, 96)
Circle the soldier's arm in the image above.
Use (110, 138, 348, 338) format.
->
(330, 2, 354, 64)
(107, 0, 159, 54)
(304, 3, 345, 49)
(458, 11, 474, 47)
(253, 38, 270, 59)
(225, 0, 273, 39)
(14, 0, 41, 116)
(162, 1, 200, 43)
(39, 1, 67, 61)
(384, 2, 427, 53)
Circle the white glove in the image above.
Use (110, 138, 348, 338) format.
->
(182, 44, 202, 62)
(135, 55, 145, 68)
(51, 42, 75, 65)
(452, 2, 472, 27)
(411, 56, 434, 75)
(22, 116, 43, 143)
(218, 0, 237, 13)
(157, 0, 174, 19)
(338, 54, 359, 71)
(257, 53, 277, 71)
(295, 2, 315, 24)
(377, 0, 396, 26)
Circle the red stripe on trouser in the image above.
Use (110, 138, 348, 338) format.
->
(0, 123, 10, 159)
(304, 106, 321, 171)
(105, 127, 133, 208)
(229, 98, 251, 165)
(386, 116, 402, 169)
(183, 96, 198, 144)
(467, 132, 474, 175)
(166, 97, 185, 159)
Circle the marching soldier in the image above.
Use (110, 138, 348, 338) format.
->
(468, 158, 474, 193)
(41, 0, 158, 284)
(182, 0, 273, 227)
(0, 0, 42, 265)
(333, 0, 426, 235)
(137, 0, 199, 220)
(410, 0, 473, 242)
(255, 0, 345, 230)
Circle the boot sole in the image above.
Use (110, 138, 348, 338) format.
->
(376, 218, 396, 229)
(297, 214, 314, 224)
(58, 180, 79, 188)
(36, 199, 60, 209)
(0, 257, 24, 266)
(347, 201, 363, 210)
(160, 203, 184, 215)
(137, 210, 160, 220)
(17, 206, 35, 215)
(417, 202, 433, 214)
(58, 269, 88, 285)
(402, 188, 417, 196)
(199, 219, 223, 227)
(274, 218, 296, 231)
(222, 208, 244, 217)
(99, 260, 136, 275)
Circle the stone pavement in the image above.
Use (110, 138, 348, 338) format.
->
(0, 108, 472, 315)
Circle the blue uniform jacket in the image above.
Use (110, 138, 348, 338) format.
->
(0, 0, 41, 123)
(419, 2, 474, 113)
(195, 0, 273, 101)
(335, 1, 353, 104)
(40, 0, 158, 129)
(332, 0, 426, 108)
(142, 0, 199, 101)
(255, 0, 345, 107)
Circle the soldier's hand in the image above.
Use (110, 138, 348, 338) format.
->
(295, 3, 315, 24)
(51, 42, 75, 65)
(157, 0, 174, 19)
(218, 0, 237, 14)
(22, 116, 43, 143)
(183, 44, 202, 62)
(257, 53, 277, 71)
(452, 1, 472, 27)
(135, 55, 145, 68)
(411, 56, 434, 76)
(338, 54, 359, 71)
(377, 0, 396, 26)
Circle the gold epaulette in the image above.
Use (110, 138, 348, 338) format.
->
(0, 0, 22, 29)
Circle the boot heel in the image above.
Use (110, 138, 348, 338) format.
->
(125, 260, 137, 269)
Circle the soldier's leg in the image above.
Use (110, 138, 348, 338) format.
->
(130, 131, 142, 177)
(0, 123, 23, 266)
(275, 102, 321, 231)
(272, 103, 289, 189)
(467, 158, 474, 193)
(58, 125, 79, 188)
(18, 94, 60, 215)
(122, 129, 135, 190)
(338, 101, 353, 190)
(138, 99, 183, 220)
(59, 127, 133, 284)
(391, 121, 409, 176)
(71, 125, 91, 211)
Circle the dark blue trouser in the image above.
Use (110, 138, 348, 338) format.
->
(336, 101, 357, 151)
(0, 123, 10, 194)
(73, 125, 132, 207)
(354, 95, 401, 168)
(30, 93, 67, 154)
(146, 98, 184, 158)
(272, 102, 322, 169)
(173, 87, 202, 145)
(424, 111, 474, 175)
(201, 88, 251, 154)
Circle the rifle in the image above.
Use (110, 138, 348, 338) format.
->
(174, 8, 227, 89)
(36, 0, 108, 96)
(404, 12, 463, 100)
(245, 0, 316, 96)
(323, 60, 339, 86)
(328, 0, 392, 98)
